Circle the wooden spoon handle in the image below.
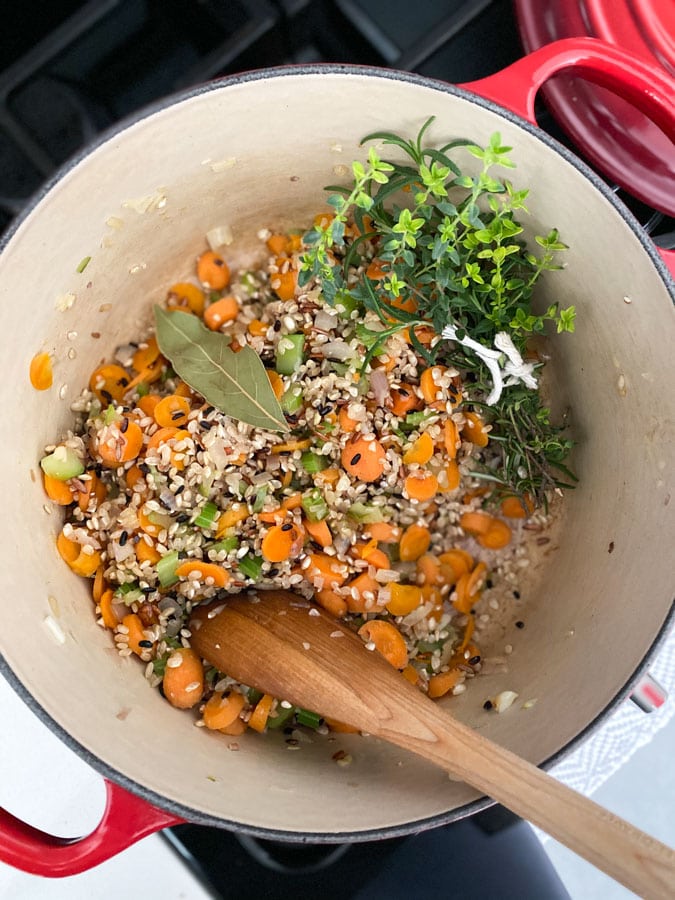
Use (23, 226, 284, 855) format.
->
(191, 593, 675, 898)
(384, 700, 675, 899)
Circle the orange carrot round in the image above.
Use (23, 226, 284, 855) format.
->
(204, 295, 239, 330)
(154, 394, 191, 428)
(341, 435, 386, 482)
(248, 693, 275, 733)
(386, 583, 423, 616)
(89, 364, 131, 404)
(463, 411, 490, 447)
(478, 518, 512, 550)
(305, 552, 348, 589)
(399, 523, 431, 561)
(366, 521, 401, 543)
(175, 560, 231, 587)
(167, 282, 205, 315)
(315, 589, 347, 618)
(203, 690, 246, 729)
(197, 250, 230, 290)
(404, 471, 439, 502)
(43, 473, 73, 505)
(96, 420, 144, 466)
(163, 648, 205, 709)
(267, 369, 284, 399)
(459, 511, 492, 536)
(358, 620, 408, 669)
(390, 385, 422, 417)
(403, 432, 434, 465)
(122, 613, 152, 656)
(345, 572, 381, 613)
(261, 523, 305, 562)
(500, 495, 534, 518)
(428, 669, 463, 698)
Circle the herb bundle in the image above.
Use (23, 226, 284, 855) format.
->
(300, 118, 576, 503)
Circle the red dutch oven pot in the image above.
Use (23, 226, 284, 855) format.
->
(0, 38, 673, 876)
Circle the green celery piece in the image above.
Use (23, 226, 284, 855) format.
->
(40, 447, 84, 481)
(267, 703, 295, 730)
(301, 489, 328, 522)
(280, 384, 304, 414)
(157, 551, 180, 587)
(295, 708, 323, 729)
(238, 554, 263, 581)
(348, 501, 385, 524)
(193, 500, 219, 530)
(300, 450, 328, 474)
(275, 334, 304, 375)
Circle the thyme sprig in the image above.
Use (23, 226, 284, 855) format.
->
(299, 118, 577, 505)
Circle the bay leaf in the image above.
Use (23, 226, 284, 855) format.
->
(154, 306, 288, 433)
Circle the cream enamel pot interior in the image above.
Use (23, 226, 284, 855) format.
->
(0, 38, 674, 876)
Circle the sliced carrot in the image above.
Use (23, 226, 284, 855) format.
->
(404, 471, 438, 502)
(175, 560, 231, 587)
(89, 364, 131, 404)
(501, 494, 535, 519)
(338, 406, 359, 433)
(358, 620, 408, 669)
(402, 665, 421, 687)
(314, 211, 334, 231)
(439, 549, 473, 581)
(56, 530, 79, 564)
(428, 669, 463, 699)
(419, 366, 447, 403)
(305, 552, 348, 589)
(459, 511, 492, 536)
(271, 438, 312, 454)
(216, 504, 249, 536)
(366, 259, 388, 280)
(122, 613, 152, 656)
(43, 473, 73, 505)
(153, 394, 191, 428)
(204, 295, 239, 330)
(399, 523, 431, 562)
(261, 522, 305, 562)
(366, 521, 401, 543)
(167, 282, 206, 315)
(361, 546, 390, 569)
(132, 337, 161, 373)
(220, 717, 248, 735)
(97, 420, 144, 466)
(422, 584, 445, 623)
(459, 616, 475, 652)
(30, 352, 52, 390)
(341, 435, 386, 483)
(304, 518, 332, 548)
(248, 318, 269, 337)
(162, 649, 205, 709)
(267, 369, 284, 399)
(390, 385, 422, 417)
(281, 493, 304, 511)
(467, 562, 488, 596)
(478, 519, 512, 550)
(437, 459, 460, 492)
(444, 419, 459, 459)
(92, 565, 107, 604)
(314, 589, 347, 618)
(402, 432, 434, 465)
(345, 572, 381, 613)
(138, 507, 168, 538)
(248, 693, 275, 733)
(70, 547, 102, 578)
(197, 250, 230, 290)
(452, 573, 478, 615)
(386, 583, 423, 616)
(137, 394, 161, 417)
(136, 540, 161, 565)
(417, 554, 440, 586)
(203, 689, 246, 729)
(267, 234, 290, 255)
(315, 467, 341, 488)
(125, 464, 145, 492)
(99, 589, 120, 629)
(463, 411, 489, 447)
(271, 261, 298, 301)
(389, 294, 417, 314)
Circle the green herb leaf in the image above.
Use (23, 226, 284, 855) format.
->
(154, 307, 288, 433)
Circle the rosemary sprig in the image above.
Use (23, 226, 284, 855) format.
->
(300, 118, 577, 505)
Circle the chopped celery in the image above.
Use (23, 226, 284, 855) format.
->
(251, 485, 268, 514)
(334, 291, 361, 318)
(193, 501, 219, 530)
(301, 488, 328, 522)
(157, 550, 180, 587)
(40, 446, 84, 481)
(295, 708, 323, 730)
(135, 382, 149, 397)
(152, 657, 168, 677)
(115, 582, 143, 605)
(348, 501, 386, 524)
(240, 272, 258, 294)
(280, 384, 304, 414)
(400, 410, 435, 432)
(276, 333, 304, 375)
(247, 687, 264, 704)
(103, 404, 119, 425)
(300, 450, 328, 474)
(208, 536, 239, 556)
(267, 703, 295, 730)
(238, 554, 263, 581)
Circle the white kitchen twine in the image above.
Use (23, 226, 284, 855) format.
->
(441, 325, 538, 405)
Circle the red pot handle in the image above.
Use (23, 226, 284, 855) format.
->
(459, 36, 675, 279)
(0, 779, 184, 877)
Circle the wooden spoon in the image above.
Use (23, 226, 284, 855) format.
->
(190, 590, 675, 897)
